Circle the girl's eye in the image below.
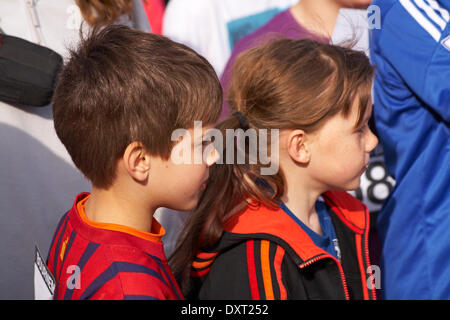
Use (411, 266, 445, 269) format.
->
(357, 124, 368, 133)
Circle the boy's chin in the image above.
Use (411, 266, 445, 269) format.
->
(164, 187, 205, 212)
(345, 178, 362, 192)
(169, 198, 200, 212)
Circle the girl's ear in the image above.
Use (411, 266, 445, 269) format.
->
(286, 129, 311, 164)
(122, 142, 151, 182)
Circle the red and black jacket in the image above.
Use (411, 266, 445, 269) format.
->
(189, 190, 377, 300)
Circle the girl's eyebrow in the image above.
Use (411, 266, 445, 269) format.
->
(363, 115, 371, 125)
(354, 114, 370, 131)
(194, 130, 214, 145)
(358, 105, 373, 127)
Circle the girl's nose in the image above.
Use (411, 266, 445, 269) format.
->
(367, 129, 379, 153)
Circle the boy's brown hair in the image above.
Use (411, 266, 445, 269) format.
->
(52, 25, 222, 189)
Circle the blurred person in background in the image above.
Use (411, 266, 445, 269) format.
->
(370, 0, 450, 299)
(163, 0, 298, 77)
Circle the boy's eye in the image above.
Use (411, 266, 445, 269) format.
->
(196, 140, 211, 149)
(201, 140, 212, 149)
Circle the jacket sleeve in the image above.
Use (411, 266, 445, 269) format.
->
(197, 239, 291, 300)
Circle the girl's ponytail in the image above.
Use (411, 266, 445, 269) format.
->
(169, 113, 284, 292)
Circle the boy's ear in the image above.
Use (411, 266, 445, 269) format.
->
(122, 142, 151, 182)
(286, 129, 311, 164)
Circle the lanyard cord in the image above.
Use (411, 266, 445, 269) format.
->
(22, 0, 46, 45)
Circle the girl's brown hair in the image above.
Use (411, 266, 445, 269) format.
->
(169, 38, 374, 293)
(76, 0, 133, 27)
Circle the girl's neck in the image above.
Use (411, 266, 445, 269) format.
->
(290, 0, 341, 38)
(280, 176, 324, 235)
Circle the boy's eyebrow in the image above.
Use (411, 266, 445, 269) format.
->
(202, 128, 217, 140)
(191, 128, 215, 145)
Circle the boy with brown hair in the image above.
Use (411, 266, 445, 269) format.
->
(46, 25, 222, 300)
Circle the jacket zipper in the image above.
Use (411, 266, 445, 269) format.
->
(299, 254, 350, 300)
(363, 215, 377, 300)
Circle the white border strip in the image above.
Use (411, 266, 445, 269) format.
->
(400, 0, 442, 41)
(425, 0, 450, 22)
(415, 0, 447, 30)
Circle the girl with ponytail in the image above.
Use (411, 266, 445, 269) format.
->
(170, 38, 379, 300)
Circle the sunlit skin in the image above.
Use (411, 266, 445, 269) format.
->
(84, 124, 218, 234)
(278, 98, 378, 234)
(290, 0, 373, 38)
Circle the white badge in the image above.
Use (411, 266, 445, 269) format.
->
(34, 245, 55, 300)
(441, 35, 450, 51)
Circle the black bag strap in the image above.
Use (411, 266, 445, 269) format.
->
(0, 33, 62, 107)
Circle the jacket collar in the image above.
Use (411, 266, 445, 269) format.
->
(220, 190, 368, 264)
